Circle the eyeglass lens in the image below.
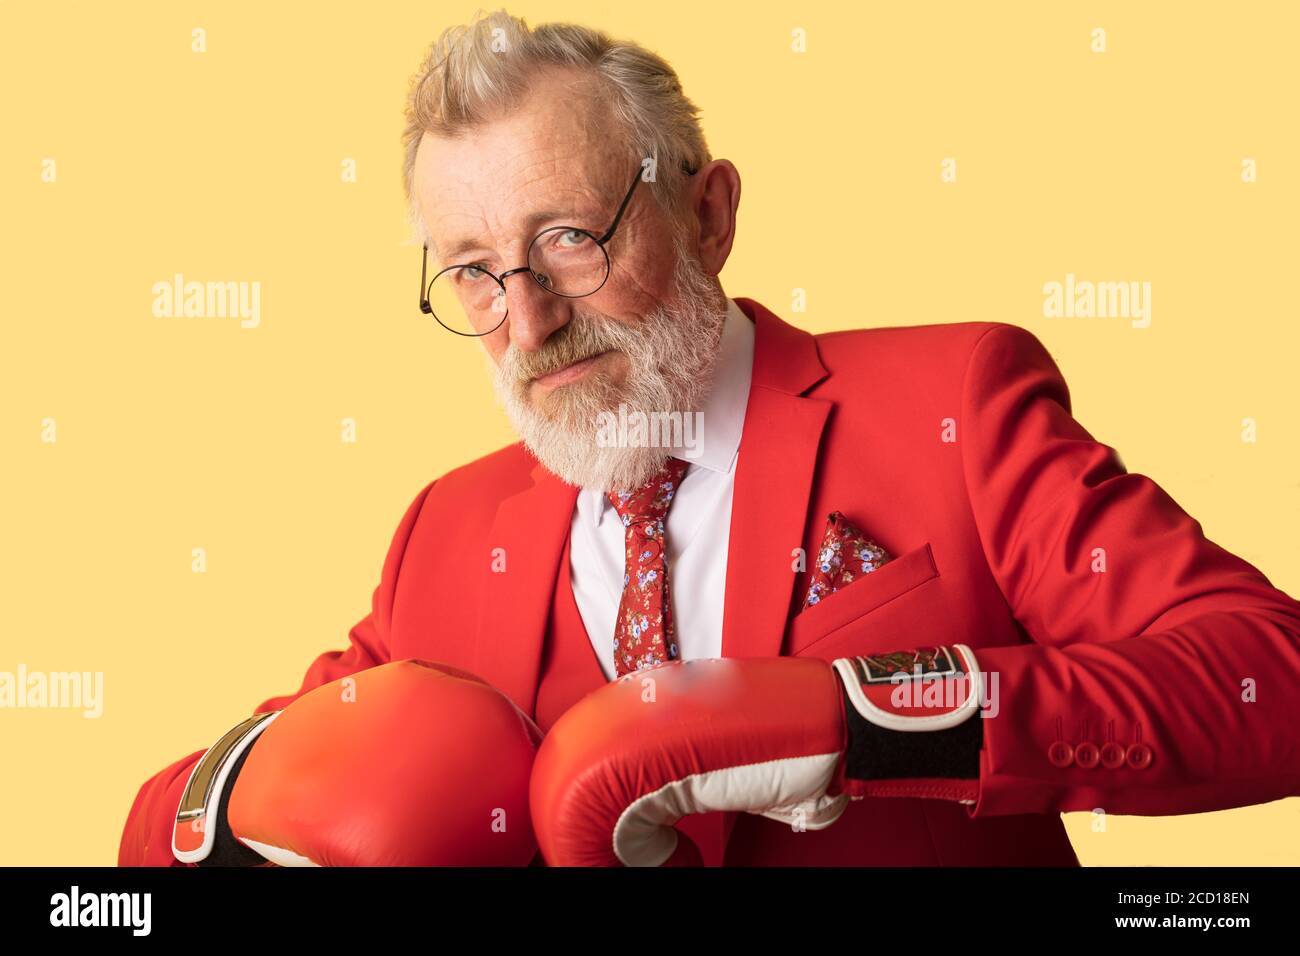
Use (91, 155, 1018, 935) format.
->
(425, 226, 611, 336)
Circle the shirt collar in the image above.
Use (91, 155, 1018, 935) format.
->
(679, 295, 753, 475)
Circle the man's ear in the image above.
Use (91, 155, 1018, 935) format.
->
(688, 159, 741, 277)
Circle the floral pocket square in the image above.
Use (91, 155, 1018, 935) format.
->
(802, 511, 892, 610)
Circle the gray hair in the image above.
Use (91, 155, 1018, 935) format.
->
(401, 8, 710, 244)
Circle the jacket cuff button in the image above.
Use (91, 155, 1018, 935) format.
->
(1047, 740, 1074, 768)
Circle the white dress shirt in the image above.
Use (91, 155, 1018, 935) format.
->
(568, 297, 755, 679)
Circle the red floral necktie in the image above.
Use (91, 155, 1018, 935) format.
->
(606, 457, 689, 678)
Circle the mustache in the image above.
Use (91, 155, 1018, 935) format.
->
(502, 311, 628, 383)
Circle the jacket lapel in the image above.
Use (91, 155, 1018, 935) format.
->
(473, 461, 579, 714)
(722, 298, 831, 660)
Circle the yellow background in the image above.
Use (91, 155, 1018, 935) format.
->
(2, 1, 1297, 865)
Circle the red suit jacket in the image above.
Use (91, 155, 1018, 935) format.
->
(120, 297, 1300, 866)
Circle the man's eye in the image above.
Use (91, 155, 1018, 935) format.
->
(462, 265, 488, 281)
(557, 229, 587, 247)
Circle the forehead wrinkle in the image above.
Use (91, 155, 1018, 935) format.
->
(425, 98, 632, 262)
(437, 163, 622, 263)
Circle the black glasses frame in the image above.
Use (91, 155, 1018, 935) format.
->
(419, 159, 696, 336)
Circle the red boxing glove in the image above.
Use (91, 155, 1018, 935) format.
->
(529, 649, 985, 866)
(178, 660, 542, 866)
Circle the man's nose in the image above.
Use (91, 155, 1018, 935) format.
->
(501, 267, 571, 352)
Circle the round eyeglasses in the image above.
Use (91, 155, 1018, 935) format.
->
(419, 160, 695, 336)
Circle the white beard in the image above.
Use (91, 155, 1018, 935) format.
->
(491, 234, 727, 493)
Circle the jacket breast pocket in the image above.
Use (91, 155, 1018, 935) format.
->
(785, 542, 939, 657)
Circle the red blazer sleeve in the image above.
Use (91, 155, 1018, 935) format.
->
(960, 324, 1300, 817)
(116, 479, 436, 866)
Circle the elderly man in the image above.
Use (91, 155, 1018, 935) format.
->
(120, 11, 1300, 867)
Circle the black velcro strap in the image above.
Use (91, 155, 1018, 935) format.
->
(840, 679, 983, 783)
(195, 741, 268, 867)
